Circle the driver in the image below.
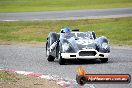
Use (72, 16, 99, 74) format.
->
(60, 27, 71, 38)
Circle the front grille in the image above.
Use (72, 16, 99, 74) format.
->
(70, 55, 76, 57)
(79, 51, 96, 56)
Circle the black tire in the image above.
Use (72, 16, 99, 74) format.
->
(100, 58, 108, 63)
(47, 55, 55, 62)
(58, 53, 65, 65)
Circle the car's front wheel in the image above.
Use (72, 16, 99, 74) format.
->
(46, 46, 55, 62)
(100, 58, 108, 63)
(47, 55, 55, 62)
(58, 53, 65, 65)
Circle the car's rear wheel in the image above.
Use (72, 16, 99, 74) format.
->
(58, 53, 65, 65)
(100, 58, 108, 63)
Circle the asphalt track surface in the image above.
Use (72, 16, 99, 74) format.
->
(0, 44, 132, 88)
(0, 8, 132, 21)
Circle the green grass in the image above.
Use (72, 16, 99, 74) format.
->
(0, 71, 18, 82)
(0, 17, 132, 45)
(0, 0, 132, 12)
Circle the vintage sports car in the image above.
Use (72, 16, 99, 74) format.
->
(46, 28, 110, 65)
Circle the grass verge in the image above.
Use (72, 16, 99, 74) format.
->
(0, 17, 132, 45)
(0, 0, 132, 12)
(0, 71, 18, 82)
(0, 71, 61, 88)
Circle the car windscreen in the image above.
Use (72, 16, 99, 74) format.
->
(72, 32, 93, 39)
(60, 33, 73, 39)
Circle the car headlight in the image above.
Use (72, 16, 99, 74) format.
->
(102, 43, 109, 50)
(62, 43, 70, 52)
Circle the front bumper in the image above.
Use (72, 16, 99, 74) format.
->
(61, 49, 110, 59)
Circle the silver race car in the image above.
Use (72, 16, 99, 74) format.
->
(46, 28, 110, 65)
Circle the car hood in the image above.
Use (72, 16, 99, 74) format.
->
(66, 37, 96, 51)
(60, 37, 97, 53)
(75, 38, 96, 50)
